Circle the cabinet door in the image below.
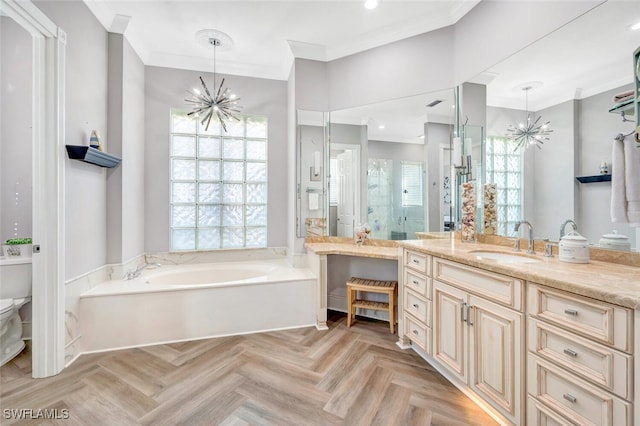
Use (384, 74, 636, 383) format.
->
(468, 294, 523, 425)
(433, 281, 467, 382)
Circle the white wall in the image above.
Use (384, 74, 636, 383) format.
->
(425, 123, 452, 232)
(35, 0, 109, 280)
(106, 33, 146, 264)
(144, 66, 288, 252)
(0, 17, 32, 243)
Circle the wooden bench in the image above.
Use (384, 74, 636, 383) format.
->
(346, 277, 398, 334)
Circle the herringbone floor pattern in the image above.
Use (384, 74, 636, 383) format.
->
(0, 312, 497, 425)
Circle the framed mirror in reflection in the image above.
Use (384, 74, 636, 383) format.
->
(470, 0, 640, 251)
(326, 89, 457, 241)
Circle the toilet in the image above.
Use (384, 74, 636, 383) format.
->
(0, 256, 32, 366)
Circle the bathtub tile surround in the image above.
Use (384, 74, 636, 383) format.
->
(145, 247, 287, 266)
(64, 254, 145, 365)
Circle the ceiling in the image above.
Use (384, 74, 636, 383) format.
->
(84, 0, 479, 81)
(473, 0, 640, 111)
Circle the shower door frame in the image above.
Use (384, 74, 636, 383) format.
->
(1, 0, 66, 378)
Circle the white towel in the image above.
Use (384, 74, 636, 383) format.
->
(624, 137, 640, 226)
(611, 137, 640, 227)
(308, 192, 319, 211)
(611, 138, 627, 223)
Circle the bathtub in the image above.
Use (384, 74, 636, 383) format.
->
(79, 259, 317, 353)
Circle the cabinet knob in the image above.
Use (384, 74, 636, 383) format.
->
(564, 308, 578, 316)
(563, 348, 578, 357)
(563, 393, 577, 403)
(412, 259, 419, 264)
(412, 329, 419, 335)
(412, 280, 419, 285)
(413, 303, 419, 309)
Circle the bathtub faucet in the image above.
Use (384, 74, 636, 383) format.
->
(124, 262, 161, 280)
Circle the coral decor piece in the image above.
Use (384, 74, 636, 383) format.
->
(461, 181, 476, 242)
(354, 223, 371, 246)
(483, 184, 497, 235)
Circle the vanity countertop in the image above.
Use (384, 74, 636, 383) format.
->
(304, 242, 399, 260)
(399, 239, 640, 309)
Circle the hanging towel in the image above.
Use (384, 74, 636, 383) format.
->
(308, 192, 319, 211)
(613, 90, 635, 102)
(624, 137, 640, 226)
(612, 137, 640, 227)
(611, 138, 627, 223)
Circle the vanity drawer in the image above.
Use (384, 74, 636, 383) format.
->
(528, 318, 632, 400)
(432, 257, 523, 310)
(404, 250, 430, 275)
(404, 269, 431, 299)
(404, 288, 431, 326)
(527, 283, 632, 353)
(405, 312, 431, 355)
(527, 354, 632, 426)
(527, 396, 574, 426)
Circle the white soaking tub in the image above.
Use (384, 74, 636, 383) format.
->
(79, 259, 317, 352)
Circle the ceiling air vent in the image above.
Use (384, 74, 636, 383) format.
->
(426, 99, 443, 108)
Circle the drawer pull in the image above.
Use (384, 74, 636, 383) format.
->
(563, 348, 578, 357)
(563, 393, 577, 403)
(412, 329, 419, 335)
(412, 303, 419, 309)
(412, 259, 420, 264)
(461, 302, 468, 323)
(564, 309, 578, 316)
(467, 305, 474, 326)
(412, 280, 419, 285)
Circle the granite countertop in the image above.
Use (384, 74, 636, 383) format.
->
(304, 242, 399, 260)
(398, 239, 640, 310)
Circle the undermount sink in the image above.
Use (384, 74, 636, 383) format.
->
(469, 250, 541, 264)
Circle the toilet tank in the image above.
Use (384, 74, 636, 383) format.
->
(0, 257, 32, 299)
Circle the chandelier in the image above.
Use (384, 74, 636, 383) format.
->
(186, 30, 242, 132)
(506, 85, 552, 152)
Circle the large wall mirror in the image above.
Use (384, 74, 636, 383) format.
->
(327, 89, 456, 240)
(469, 0, 640, 251)
(295, 89, 457, 240)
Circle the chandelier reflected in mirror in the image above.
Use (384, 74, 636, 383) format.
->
(506, 84, 552, 152)
(186, 29, 242, 132)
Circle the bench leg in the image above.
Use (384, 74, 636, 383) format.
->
(347, 287, 353, 328)
(388, 289, 395, 334)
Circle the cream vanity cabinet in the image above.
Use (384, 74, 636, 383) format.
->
(526, 283, 634, 426)
(431, 257, 524, 425)
(402, 249, 432, 354)
(400, 250, 525, 424)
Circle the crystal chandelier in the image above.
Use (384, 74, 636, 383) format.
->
(186, 30, 242, 132)
(506, 85, 552, 152)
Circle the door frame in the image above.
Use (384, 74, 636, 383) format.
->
(330, 143, 360, 234)
(1, 0, 66, 378)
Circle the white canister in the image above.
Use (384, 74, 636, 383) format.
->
(598, 230, 631, 251)
(559, 231, 590, 263)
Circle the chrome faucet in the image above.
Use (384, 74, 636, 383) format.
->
(124, 262, 161, 280)
(559, 219, 578, 240)
(514, 220, 535, 254)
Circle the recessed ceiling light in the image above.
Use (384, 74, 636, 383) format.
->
(364, 0, 379, 10)
(378, 124, 385, 129)
(631, 21, 640, 31)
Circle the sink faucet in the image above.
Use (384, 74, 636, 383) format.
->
(124, 262, 161, 280)
(559, 219, 578, 240)
(514, 220, 535, 254)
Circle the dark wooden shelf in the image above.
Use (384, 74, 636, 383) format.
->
(576, 174, 612, 183)
(65, 145, 121, 168)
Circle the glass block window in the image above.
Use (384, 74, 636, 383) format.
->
(401, 161, 424, 207)
(485, 136, 522, 236)
(170, 109, 268, 250)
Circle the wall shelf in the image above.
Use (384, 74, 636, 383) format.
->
(608, 100, 634, 116)
(576, 174, 611, 183)
(65, 145, 121, 168)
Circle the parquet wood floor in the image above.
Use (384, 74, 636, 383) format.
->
(0, 312, 497, 425)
